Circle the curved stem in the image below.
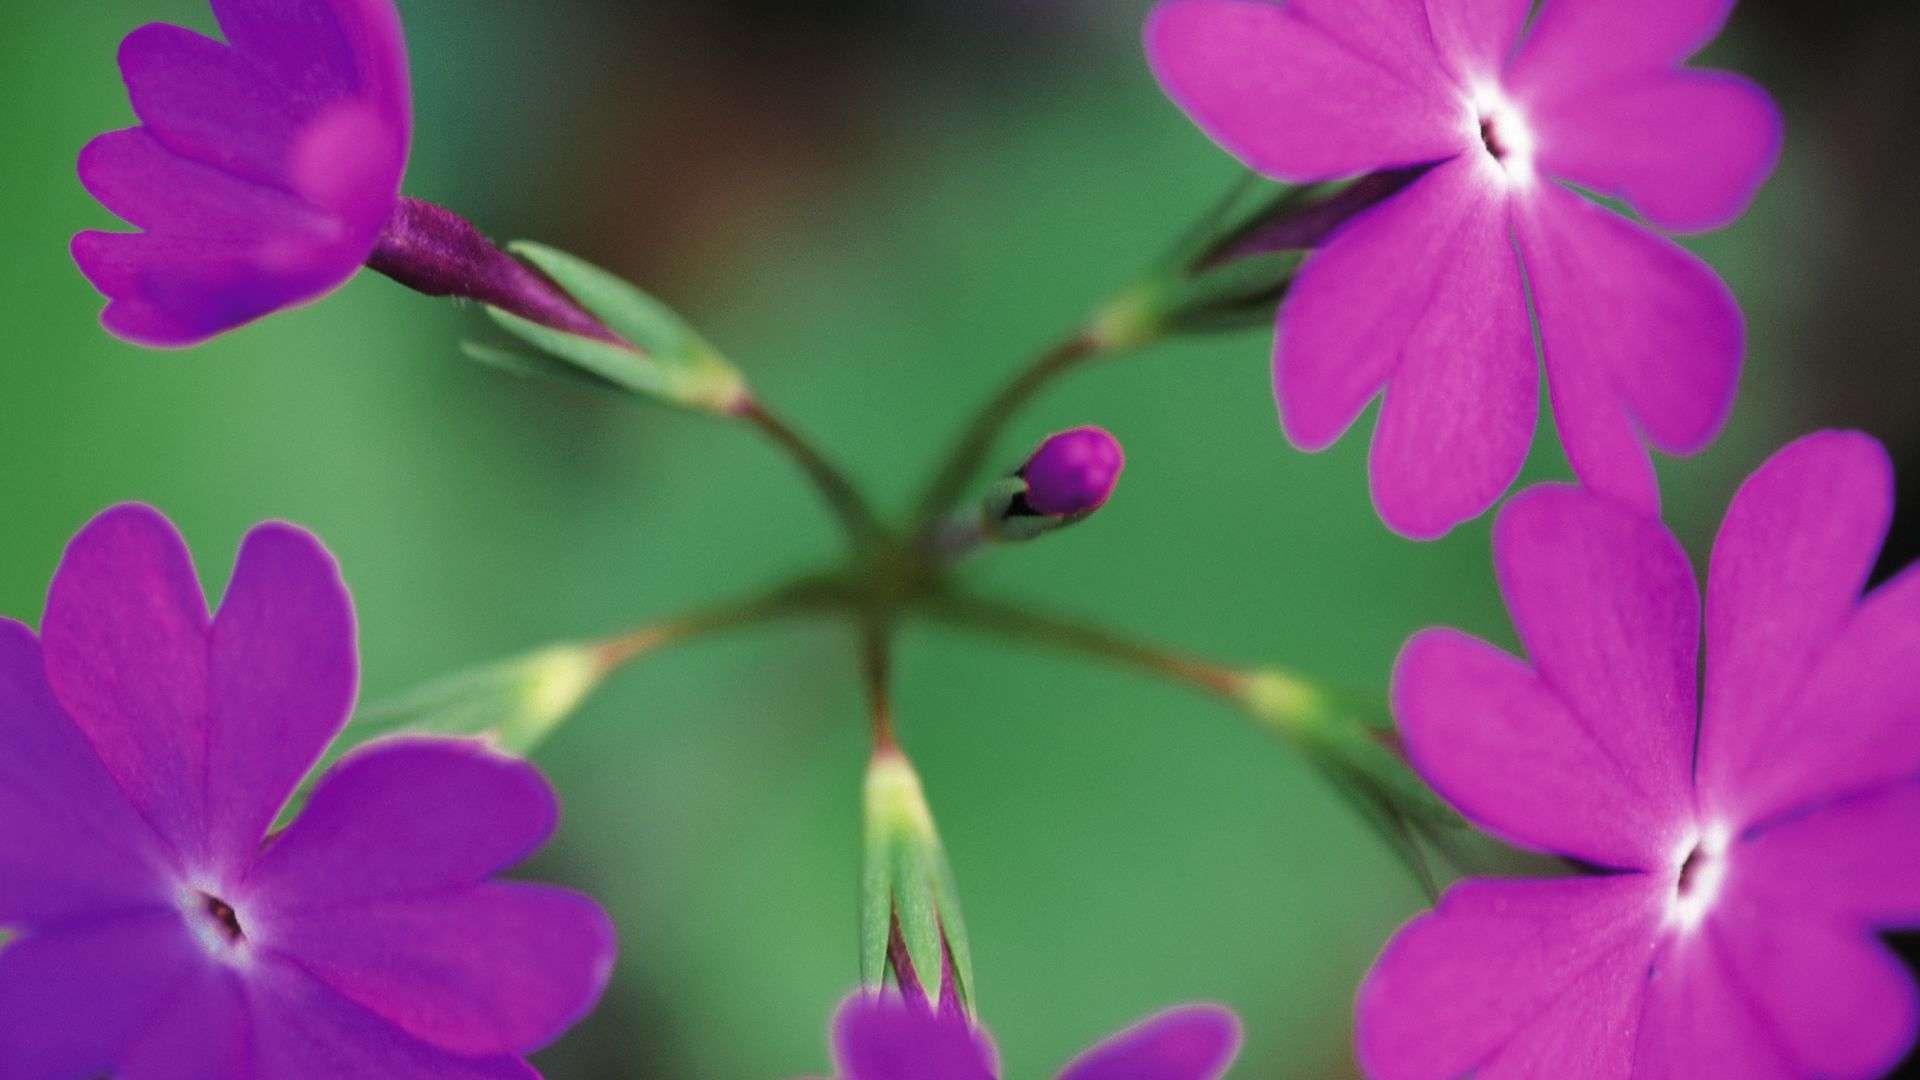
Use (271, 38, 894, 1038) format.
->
(910, 333, 1105, 528)
(737, 400, 886, 550)
(917, 592, 1458, 893)
(919, 592, 1250, 701)
(595, 577, 843, 672)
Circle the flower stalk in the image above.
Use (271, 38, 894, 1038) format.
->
(910, 331, 1113, 528)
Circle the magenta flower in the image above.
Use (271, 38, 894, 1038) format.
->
(1358, 432, 1920, 1077)
(826, 993, 1240, 1080)
(1021, 426, 1126, 516)
(0, 505, 614, 1076)
(1148, 0, 1782, 538)
(73, 0, 412, 347)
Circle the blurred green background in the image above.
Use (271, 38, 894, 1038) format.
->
(3, 2, 1917, 1076)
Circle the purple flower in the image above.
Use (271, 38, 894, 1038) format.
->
(1020, 427, 1126, 516)
(0, 505, 614, 1076)
(1147, 0, 1782, 538)
(1357, 432, 1920, 1077)
(74, 0, 412, 347)
(826, 993, 1240, 1080)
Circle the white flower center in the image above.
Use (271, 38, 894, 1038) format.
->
(1468, 86, 1537, 185)
(1666, 826, 1731, 930)
(180, 885, 252, 963)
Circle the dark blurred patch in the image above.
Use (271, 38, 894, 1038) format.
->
(532, 975, 684, 1079)
(516, 0, 1105, 303)
(1812, 8, 1920, 1069)
(1742, 0, 1920, 480)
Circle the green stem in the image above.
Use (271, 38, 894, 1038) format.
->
(594, 577, 843, 671)
(918, 592, 1462, 894)
(919, 592, 1249, 701)
(859, 616, 899, 751)
(739, 399, 886, 550)
(909, 332, 1107, 528)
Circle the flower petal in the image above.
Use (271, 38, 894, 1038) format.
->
(1729, 561, 1920, 825)
(1275, 156, 1533, 539)
(0, 911, 203, 1077)
(71, 226, 359, 348)
(204, 521, 357, 869)
(75, 3, 410, 348)
(0, 620, 174, 923)
(258, 882, 615, 1057)
(118, 22, 306, 190)
(78, 128, 341, 241)
(1355, 875, 1661, 1080)
(1055, 1004, 1241, 1080)
(831, 993, 997, 1080)
(1697, 432, 1892, 824)
(1638, 910, 1917, 1080)
(1739, 781, 1920, 927)
(1517, 183, 1742, 515)
(1145, 0, 1468, 183)
(40, 504, 213, 866)
(1490, 486, 1699, 825)
(1533, 70, 1782, 233)
(1285, 0, 1454, 82)
(119, 962, 250, 1080)
(1710, 901, 1919, 1079)
(1395, 628, 1683, 869)
(209, 0, 413, 126)
(1632, 929, 1798, 1080)
(245, 956, 535, 1079)
(1507, 0, 1736, 107)
(244, 738, 559, 906)
(1276, 162, 1472, 454)
(1365, 187, 1535, 538)
(1424, 0, 1532, 83)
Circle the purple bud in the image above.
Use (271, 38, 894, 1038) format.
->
(1019, 427, 1124, 516)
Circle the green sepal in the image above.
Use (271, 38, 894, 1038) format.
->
(508, 242, 697, 357)
(980, 477, 1028, 523)
(891, 832, 945, 1005)
(928, 838, 975, 1010)
(1096, 250, 1303, 349)
(480, 243, 749, 414)
(353, 643, 607, 756)
(271, 644, 607, 830)
(860, 750, 976, 1012)
(460, 340, 616, 392)
(1238, 671, 1464, 898)
(1163, 250, 1303, 334)
(977, 477, 1095, 545)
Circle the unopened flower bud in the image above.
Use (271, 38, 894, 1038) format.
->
(1021, 426, 1125, 516)
(972, 427, 1126, 545)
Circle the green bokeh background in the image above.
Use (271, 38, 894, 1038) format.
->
(2, 2, 1912, 1076)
